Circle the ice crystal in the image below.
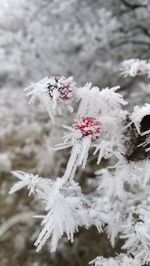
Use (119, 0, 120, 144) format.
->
(90, 254, 141, 266)
(34, 180, 88, 252)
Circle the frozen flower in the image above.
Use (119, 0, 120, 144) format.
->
(121, 59, 150, 77)
(55, 117, 102, 181)
(25, 76, 76, 122)
(74, 116, 102, 142)
(46, 76, 74, 102)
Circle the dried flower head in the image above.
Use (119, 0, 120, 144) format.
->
(47, 76, 74, 102)
(25, 76, 76, 122)
(74, 117, 102, 141)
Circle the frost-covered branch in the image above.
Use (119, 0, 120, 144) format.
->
(9, 60, 150, 265)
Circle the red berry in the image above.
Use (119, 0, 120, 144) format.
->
(74, 117, 102, 141)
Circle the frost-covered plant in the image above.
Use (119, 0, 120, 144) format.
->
(9, 59, 150, 265)
(121, 59, 150, 78)
(90, 254, 141, 266)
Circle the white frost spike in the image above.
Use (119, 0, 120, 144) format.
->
(78, 137, 91, 168)
(25, 77, 55, 122)
(63, 143, 81, 181)
(77, 84, 101, 117)
(9, 171, 53, 196)
(99, 86, 127, 117)
(90, 254, 141, 266)
(64, 137, 91, 181)
(25, 76, 76, 122)
(34, 181, 87, 252)
(77, 84, 126, 119)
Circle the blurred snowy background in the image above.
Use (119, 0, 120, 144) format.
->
(0, 0, 150, 265)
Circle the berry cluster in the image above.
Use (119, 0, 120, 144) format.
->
(47, 76, 73, 101)
(74, 117, 102, 141)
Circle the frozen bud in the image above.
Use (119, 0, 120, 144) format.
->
(121, 59, 149, 77)
(47, 76, 74, 102)
(74, 117, 102, 141)
(25, 76, 76, 122)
